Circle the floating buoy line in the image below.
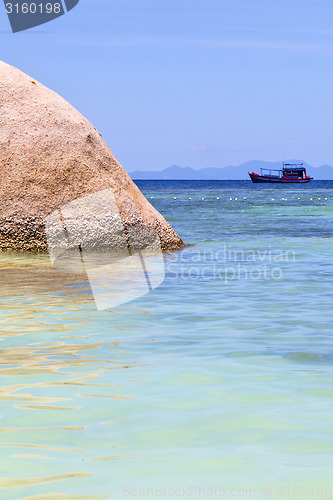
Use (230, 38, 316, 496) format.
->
(147, 196, 330, 202)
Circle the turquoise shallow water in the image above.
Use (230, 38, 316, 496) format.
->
(0, 180, 333, 499)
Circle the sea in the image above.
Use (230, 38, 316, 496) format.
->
(0, 179, 333, 500)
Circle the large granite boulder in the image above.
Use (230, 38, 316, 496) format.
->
(0, 61, 184, 252)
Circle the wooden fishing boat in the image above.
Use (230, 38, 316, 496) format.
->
(249, 163, 313, 183)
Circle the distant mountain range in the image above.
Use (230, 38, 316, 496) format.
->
(129, 160, 333, 180)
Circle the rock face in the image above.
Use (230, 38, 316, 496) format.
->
(0, 61, 184, 252)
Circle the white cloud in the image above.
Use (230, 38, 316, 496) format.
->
(191, 145, 266, 154)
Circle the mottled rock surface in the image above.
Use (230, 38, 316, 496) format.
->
(0, 61, 184, 252)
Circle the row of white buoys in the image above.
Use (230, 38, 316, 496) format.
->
(149, 196, 329, 201)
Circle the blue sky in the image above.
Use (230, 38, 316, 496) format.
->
(1, 0, 333, 171)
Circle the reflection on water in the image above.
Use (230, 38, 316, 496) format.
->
(0, 255, 154, 499)
(0, 182, 333, 499)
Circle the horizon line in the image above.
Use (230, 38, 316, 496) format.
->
(129, 162, 333, 174)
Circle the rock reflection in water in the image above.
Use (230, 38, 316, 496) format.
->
(0, 257, 153, 498)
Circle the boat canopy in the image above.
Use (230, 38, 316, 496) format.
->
(283, 163, 306, 171)
(260, 168, 283, 177)
(259, 163, 307, 178)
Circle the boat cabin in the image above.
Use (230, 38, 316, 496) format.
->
(282, 163, 306, 179)
(259, 163, 307, 179)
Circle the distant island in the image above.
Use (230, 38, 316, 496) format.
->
(129, 160, 333, 180)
